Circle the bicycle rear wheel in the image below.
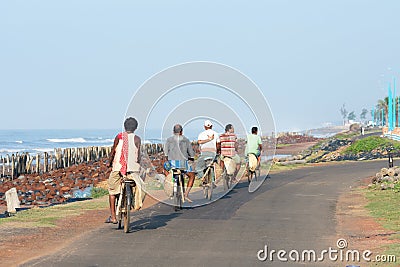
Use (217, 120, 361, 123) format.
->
(173, 174, 180, 211)
(115, 194, 122, 229)
(123, 184, 132, 233)
(208, 167, 214, 200)
(223, 171, 229, 191)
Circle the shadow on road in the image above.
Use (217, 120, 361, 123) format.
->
(129, 212, 181, 232)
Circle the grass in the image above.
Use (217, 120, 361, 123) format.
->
(344, 136, 400, 154)
(91, 187, 109, 198)
(365, 188, 400, 266)
(276, 143, 293, 148)
(0, 196, 108, 228)
(334, 132, 359, 139)
(270, 162, 308, 172)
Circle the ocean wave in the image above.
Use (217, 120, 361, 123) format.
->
(87, 138, 114, 144)
(15, 140, 23, 144)
(47, 138, 87, 143)
(33, 148, 54, 153)
(0, 148, 26, 154)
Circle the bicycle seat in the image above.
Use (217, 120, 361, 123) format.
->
(124, 180, 136, 186)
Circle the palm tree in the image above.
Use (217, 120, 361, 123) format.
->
(376, 97, 388, 126)
(376, 96, 400, 127)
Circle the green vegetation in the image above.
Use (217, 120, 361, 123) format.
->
(276, 143, 292, 148)
(334, 132, 358, 139)
(91, 187, 109, 198)
(270, 162, 308, 172)
(344, 136, 400, 154)
(365, 189, 400, 266)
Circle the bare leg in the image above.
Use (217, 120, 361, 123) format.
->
(184, 172, 195, 202)
(109, 194, 117, 222)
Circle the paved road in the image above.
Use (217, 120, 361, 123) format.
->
(23, 160, 384, 267)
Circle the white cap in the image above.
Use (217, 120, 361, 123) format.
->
(204, 120, 213, 127)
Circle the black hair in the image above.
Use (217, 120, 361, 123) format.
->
(124, 117, 138, 132)
(225, 124, 233, 132)
(173, 124, 183, 134)
(251, 126, 258, 134)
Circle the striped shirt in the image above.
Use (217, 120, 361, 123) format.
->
(219, 132, 237, 157)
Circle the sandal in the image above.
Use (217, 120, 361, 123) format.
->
(185, 196, 193, 203)
(105, 216, 118, 224)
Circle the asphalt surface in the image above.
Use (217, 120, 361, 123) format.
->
(23, 160, 385, 267)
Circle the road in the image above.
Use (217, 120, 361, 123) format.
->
(23, 160, 384, 267)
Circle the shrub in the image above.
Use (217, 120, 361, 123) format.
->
(91, 187, 109, 198)
(344, 136, 400, 154)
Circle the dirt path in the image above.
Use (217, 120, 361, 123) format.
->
(0, 196, 159, 267)
(275, 141, 317, 155)
(336, 177, 396, 265)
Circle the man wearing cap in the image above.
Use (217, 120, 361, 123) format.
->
(164, 124, 196, 202)
(196, 120, 220, 178)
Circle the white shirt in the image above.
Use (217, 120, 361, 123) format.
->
(112, 133, 140, 172)
(198, 129, 219, 153)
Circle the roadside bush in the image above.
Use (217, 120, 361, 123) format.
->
(344, 136, 400, 154)
(91, 187, 109, 198)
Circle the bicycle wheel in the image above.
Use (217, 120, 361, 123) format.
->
(202, 168, 209, 199)
(202, 183, 208, 199)
(123, 183, 132, 233)
(173, 174, 180, 211)
(208, 167, 214, 200)
(116, 194, 122, 229)
(223, 170, 229, 191)
(255, 168, 260, 181)
(177, 176, 183, 210)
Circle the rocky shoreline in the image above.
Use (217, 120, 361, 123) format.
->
(0, 159, 110, 207)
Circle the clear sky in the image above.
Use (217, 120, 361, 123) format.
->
(1, 0, 399, 132)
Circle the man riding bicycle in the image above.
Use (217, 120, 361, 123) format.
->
(246, 126, 263, 166)
(219, 124, 241, 179)
(164, 124, 196, 202)
(106, 117, 143, 224)
(195, 120, 220, 179)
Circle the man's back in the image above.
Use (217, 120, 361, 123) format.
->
(246, 134, 262, 155)
(198, 129, 219, 153)
(165, 135, 194, 161)
(220, 132, 237, 157)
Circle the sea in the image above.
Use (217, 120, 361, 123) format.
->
(0, 129, 118, 158)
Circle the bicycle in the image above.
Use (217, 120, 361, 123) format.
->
(201, 154, 219, 200)
(221, 156, 235, 191)
(246, 153, 260, 183)
(171, 167, 186, 211)
(116, 176, 136, 233)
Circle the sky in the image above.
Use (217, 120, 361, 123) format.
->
(1, 0, 400, 133)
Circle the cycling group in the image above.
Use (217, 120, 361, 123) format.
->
(105, 117, 262, 232)
(164, 120, 263, 206)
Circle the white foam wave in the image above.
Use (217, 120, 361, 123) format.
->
(47, 138, 87, 143)
(87, 138, 114, 144)
(0, 149, 26, 154)
(15, 140, 23, 144)
(33, 148, 54, 153)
